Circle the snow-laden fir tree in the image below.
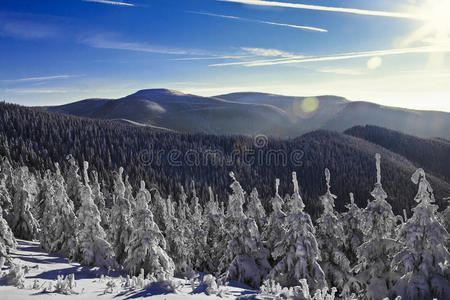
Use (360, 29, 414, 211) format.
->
(76, 161, 115, 269)
(389, 168, 450, 300)
(124, 174, 135, 211)
(0, 206, 16, 268)
(10, 167, 40, 240)
(65, 154, 84, 211)
(0, 170, 12, 216)
(354, 153, 400, 300)
(269, 172, 326, 290)
(188, 181, 207, 271)
(91, 170, 108, 230)
(246, 187, 266, 232)
(221, 171, 270, 288)
(124, 180, 175, 277)
(150, 186, 168, 232)
(201, 186, 227, 274)
(341, 193, 364, 266)
(316, 169, 351, 296)
(442, 198, 450, 250)
(163, 194, 191, 275)
(108, 167, 133, 265)
(262, 178, 287, 263)
(47, 163, 78, 259)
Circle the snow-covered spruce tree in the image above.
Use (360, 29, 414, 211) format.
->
(124, 174, 135, 211)
(442, 199, 450, 249)
(389, 168, 450, 300)
(188, 181, 207, 271)
(221, 172, 270, 288)
(10, 167, 40, 240)
(0, 206, 16, 268)
(201, 186, 227, 274)
(91, 170, 108, 230)
(109, 167, 133, 266)
(246, 187, 267, 232)
(47, 163, 78, 259)
(0, 171, 12, 216)
(124, 180, 175, 277)
(262, 178, 287, 264)
(269, 172, 327, 290)
(341, 193, 364, 266)
(65, 154, 84, 212)
(76, 162, 115, 269)
(316, 169, 351, 296)
(354, 153, 401, 300)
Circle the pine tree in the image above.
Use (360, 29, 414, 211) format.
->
(316, 169, 351, 295)
(390, 169, 450, 300)
(109, 167, 133, 265)
(65, 154, 83, 212)
(269, 172, 326, 290)
(202, 187, 227, 275)
(341, 193, 364, 266)
(354, 154, 401, 300)
(246, 188, 267, 232)
(10, 167, 40, 240)
(124, 180, 175, 277)
(91, 170, 108, 230)
(76, 162, 115, 269)
(0, 206, 16, 268)
(262, 178, 287, 262)
(0, 170, 12, 216)
(222, 172, 270, 288)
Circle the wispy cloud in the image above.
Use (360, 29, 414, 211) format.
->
(241, 47, 299, 58)
(5, 88, 68, 94)
(211, 44, 450, 67)
(82, 0, 135, 7)
(316, 68, 364, 76)
(189, 11, 327, 32)
(2, 75, 76, 83)
(81, 34, 205, 55)
(220, 0, 422, 20)
(0, 19, 57, 40)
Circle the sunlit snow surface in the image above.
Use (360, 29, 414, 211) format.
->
(0, 240, 256, 300)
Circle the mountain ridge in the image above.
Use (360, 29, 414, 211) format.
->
(45, 89, 450, 139)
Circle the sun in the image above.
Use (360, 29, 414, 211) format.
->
(418, 0, 450, 43)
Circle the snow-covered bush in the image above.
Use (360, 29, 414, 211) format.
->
(3, 263, 26, 288)
(124, 181, 175, 278)
(389, 169, 450, 300)
(53, 274, 77, 295)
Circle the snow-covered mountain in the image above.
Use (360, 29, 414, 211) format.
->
(47, 89, 450, 139)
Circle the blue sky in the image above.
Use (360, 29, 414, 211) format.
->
(1, 0, 449, 111)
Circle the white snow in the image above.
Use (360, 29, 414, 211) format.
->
(0, 240, 257, 300)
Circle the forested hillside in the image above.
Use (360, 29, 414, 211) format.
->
(1, 103, 449, 217)
(345, 125, 450, 181)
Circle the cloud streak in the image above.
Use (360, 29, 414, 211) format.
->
(2, 75, 75, 83)
(190, 11, 327, 32)
(81, 34, 205, 55)
(220, 0, 422, 20)
(211, 44, 450, 67)
(82, 0, 135, 6)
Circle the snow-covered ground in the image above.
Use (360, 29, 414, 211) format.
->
(0, 240, 257, 300)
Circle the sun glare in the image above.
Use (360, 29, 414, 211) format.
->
(418, 0, 450, 43)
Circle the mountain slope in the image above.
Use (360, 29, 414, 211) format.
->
(2, 103, 450, 218)
(345, 125, 450, 181)
(46, 89, 450, 139)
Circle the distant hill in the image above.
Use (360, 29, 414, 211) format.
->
(2, 103, 450, 218)
(345, 125, 450, 181)
(45, 89, 450, 139)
